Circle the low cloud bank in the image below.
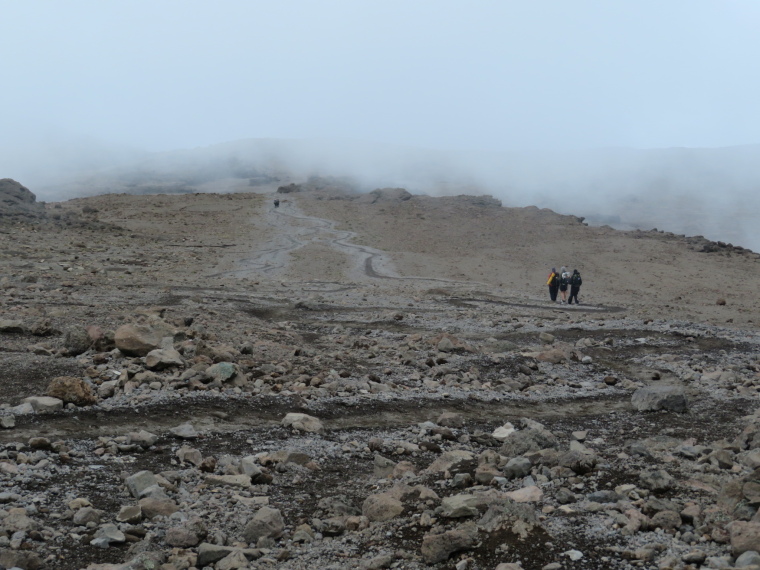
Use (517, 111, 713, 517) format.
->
(5, 137, 760, 252)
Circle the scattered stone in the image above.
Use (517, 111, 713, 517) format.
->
(492, 423, 516, 441)
(138, 497, 179, 519)
(362, 493, 404, 522)
(242, 506, 285, 543)
(116, 505, 143, 523)
(421, 522, 478, 563)
(639, 469, 677, 492)
(125, 470, 158, 498)
(63, 327, 92, 355)
(21, 396, 64, 412)
(169, 422, 199, 439)
(281, 412, 324, 433)
(127, 429, 159, 448)
(177, 445, 204, 466)
(145, 346, 184, 370)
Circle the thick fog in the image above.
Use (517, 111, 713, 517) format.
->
(2, 2, 760, 250)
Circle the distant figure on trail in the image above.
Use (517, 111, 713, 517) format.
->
(274, 198, 280, 208)
(568, 269, 582, 304)
(546, 267, 560, 302)
(559, 266, 570, 304)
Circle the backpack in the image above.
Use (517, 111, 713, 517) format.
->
(571, 272, 582, 286)
(547, 272, 558, 286)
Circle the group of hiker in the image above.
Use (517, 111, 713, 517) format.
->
(546, 266, 582, 305)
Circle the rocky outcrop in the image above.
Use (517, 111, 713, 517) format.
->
(0, 179, 45, 218)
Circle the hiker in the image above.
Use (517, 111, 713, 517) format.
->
(559, 266, 570, 304)
(546, 267, 560, 302)
(273, 198, 280, 208)
(568, 269, 582, 304)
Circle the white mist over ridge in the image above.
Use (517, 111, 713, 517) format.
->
(13, 137, 760, 252)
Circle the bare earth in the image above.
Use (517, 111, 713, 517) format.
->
(0, 185, 759, 570)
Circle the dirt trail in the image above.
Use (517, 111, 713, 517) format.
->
(208, 199, 397, 280)
(0, 394, 634, 443)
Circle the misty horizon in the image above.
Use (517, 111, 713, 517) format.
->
(3, 2, 760, 250)
(2, 134, 758, 253)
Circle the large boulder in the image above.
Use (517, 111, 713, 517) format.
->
(114, 322, 175, 356)
(0, 179, 45, 218)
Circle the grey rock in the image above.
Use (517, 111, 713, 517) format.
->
(0, 549, 42, 570)
(421, 522, 478, 563)
(127, 430, 159, 448)
(736, 550, 760, 567)
(63, 327, 92, 355)
(556, 488, 577, 504)
(281, 412, 324, 433)
(94, 523, 126, 544)
(639, 469, 676, 492)
(503, 457, 532, 479)
(500, 425, 558, 457)
(125, 470, 158, 498)
(114, 324, 174, 356)
(216, 550, 251, 570)
(166, 517, 206, 547)
(138, 497, 179, 519)
(169, 422, 199, 439)
(21, 396, 63, 413)
(374, 454, 396, 478)
(242, 506, 285, 543)
(425, 450, 476, 475)
(0, 319, 26, 333)
(318, 495, 361, 517)
(197, 543, 241, 566)
(437, 411, 464, 428)
(439, 494, 483, 518)
(206, 361, 239, 382)
(116, 504, 143, 523)
(177, 445, 204, 466)
(11, 402, 34, 415)
(539, 332, 555, 344)
(362, 493, 404, 522)
(632, 385, 688, 413)
(72, 506, 101, 525)
(587, 490, 620, 503)
(145, 347, 184, 370)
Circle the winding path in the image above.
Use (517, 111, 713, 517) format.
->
(210, 196, 625, 313)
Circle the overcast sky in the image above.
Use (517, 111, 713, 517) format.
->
(2, 1, 759, 153)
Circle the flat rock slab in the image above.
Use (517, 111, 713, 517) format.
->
(632, 385, 688, 412)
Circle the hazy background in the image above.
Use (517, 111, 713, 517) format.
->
(2, 1, 760, 249)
